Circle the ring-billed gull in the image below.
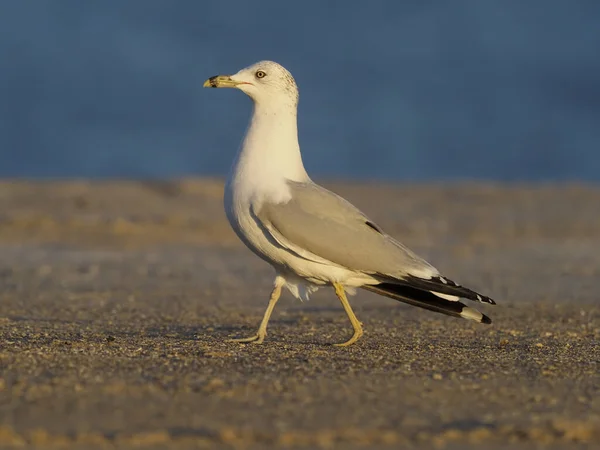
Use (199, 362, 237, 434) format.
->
(204, 61, 495, 346)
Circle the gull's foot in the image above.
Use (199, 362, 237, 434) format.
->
(333, 330, 363, 347)
(227, 334, 266, 344)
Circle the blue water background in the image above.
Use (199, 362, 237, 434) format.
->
(1, 1, 600, 181)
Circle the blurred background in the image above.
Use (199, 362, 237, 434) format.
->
(1, 0, 599, 181)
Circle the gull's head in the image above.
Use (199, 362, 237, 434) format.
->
(203, 60, 299, 108)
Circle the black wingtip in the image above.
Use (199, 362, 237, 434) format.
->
(405, 274, 497, 306)
(364, 282, 494, 325)
(478, 294, 497, 305)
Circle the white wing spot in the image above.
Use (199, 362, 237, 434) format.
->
(430, 291, 460, 302)
(460, 307, 484, 322)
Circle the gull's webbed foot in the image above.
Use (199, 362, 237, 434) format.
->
(333, 328, 363, 347)
(227, 333, 266, 344)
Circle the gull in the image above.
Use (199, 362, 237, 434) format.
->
(203, 61, 495, 346)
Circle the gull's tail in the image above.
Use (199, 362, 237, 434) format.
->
(362, 281, 493, 324)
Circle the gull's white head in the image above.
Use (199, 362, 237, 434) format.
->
(204, 60, 299, 108)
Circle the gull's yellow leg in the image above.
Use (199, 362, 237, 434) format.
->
(228, 276, 284, 344)
(332, 282, 364, 346)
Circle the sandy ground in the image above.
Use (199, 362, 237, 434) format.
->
(0, 180, 598, 449)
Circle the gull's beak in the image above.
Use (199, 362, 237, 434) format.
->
(203, 75, 243, 88)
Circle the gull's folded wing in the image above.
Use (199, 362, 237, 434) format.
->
(254, 181, 495, 307)
(254, 180, 437, 278)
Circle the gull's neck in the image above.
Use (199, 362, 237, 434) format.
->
(228, 100, 310, 198)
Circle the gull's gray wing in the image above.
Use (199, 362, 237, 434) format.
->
(255, 180, 437, 278)
(255, 180, 496, 307)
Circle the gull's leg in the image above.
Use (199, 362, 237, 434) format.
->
(228, 276, 284, 344)
(332, 282, 364, 346)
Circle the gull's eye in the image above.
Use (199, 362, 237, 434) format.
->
(255, 70, 266, 79)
